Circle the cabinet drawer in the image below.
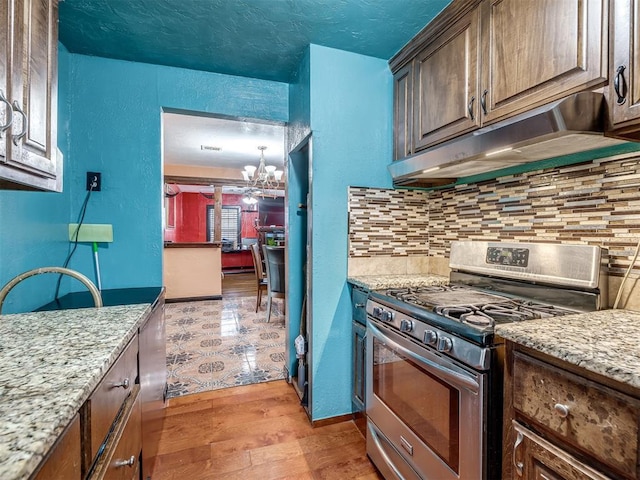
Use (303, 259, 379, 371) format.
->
(87, 337, 138, 461)
(89, 387, 142, 480)
(512, 421, 610, 480)
(513, 352, 640, 478)
(351, 287, 368, 324)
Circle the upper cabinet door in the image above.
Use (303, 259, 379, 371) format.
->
(0, 0, 12, 164)
(610, 0, 640, 133)
(8, 0, 58, 180)
(393, 63, 413, 160)
(480, 0, 608, 123)
(413, 8, 481, 152)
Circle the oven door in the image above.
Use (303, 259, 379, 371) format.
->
(366, 318, 487, 480)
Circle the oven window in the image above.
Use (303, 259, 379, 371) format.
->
(373, 338, 460, 473)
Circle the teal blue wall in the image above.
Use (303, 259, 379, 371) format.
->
(0, 44, 73, 314)
(63, 55, 289, 291)
(0, 51, 288, 313)
(307, 44, 393, 420)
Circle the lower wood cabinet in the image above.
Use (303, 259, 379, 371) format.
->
(89, 386, 141, 480)
(83, 337, 139, 465)
(33, 414, 82, 480)
(503, 343, 640, 480)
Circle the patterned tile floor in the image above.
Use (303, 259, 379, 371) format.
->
(165, 296, 286, 398)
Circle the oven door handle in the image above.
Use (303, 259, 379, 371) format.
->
(369, 321, 481, 393)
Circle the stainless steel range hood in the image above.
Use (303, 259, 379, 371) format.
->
(389, 92, 628, 187)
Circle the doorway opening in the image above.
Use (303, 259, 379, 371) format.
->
(161, 109, 290, 398)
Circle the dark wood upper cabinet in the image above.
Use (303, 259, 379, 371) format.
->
(0, 0, 61, 191)
(392, 63, 413, 160)
(480, 0, 608, 123)
(609, 0, 640, 140)
(0, 0, 11, 165)
(413, 8, 480, 152)
(390, 0, 609, 161)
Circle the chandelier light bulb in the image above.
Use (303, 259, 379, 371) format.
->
(244, 195, 258, 205)
(244, 165, 257, 176)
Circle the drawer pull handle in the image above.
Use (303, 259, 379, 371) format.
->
(113, 378, 130, 389)
(0, 89, 13, 135)
(554, 403, 570, 418)
(114, 455, 136, 468)
(480, 89, 488, 115)
(355, 303, 365, 309)
(615, 65, 627, 105)
(468, 95, 475, 121)
(11, 101, 27, 146)
(513, 431, 524, 476)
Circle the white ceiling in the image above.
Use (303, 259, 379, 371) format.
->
(162, 112, 286, 170)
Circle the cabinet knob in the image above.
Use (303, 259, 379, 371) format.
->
(553, 403, 570, 418)
(113, 378, 130, 389)
(114, 455, 136, 468)
(0, 90, 12, 135)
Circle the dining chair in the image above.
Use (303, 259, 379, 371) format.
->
(250, 243, 268, 313)
(262, 245, 286, 322)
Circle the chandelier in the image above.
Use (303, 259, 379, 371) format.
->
(241, 146, 283, 201)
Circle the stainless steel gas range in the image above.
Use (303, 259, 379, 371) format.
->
(365, 241, 608, 480)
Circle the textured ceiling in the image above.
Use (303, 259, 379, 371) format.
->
(59, 0, 451, 83)
(163, 112, 285, 168)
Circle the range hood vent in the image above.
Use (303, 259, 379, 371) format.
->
(389, 92, 628, 188)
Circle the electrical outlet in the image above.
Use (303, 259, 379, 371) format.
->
(86, 172, 102, 191)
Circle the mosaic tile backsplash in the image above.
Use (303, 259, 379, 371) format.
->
(349, 153, 640, 278)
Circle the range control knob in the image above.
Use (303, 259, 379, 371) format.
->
(372, 307, 382, 318)
(399, 319, 414, 332)
(380, 310, 394, 323)
(424, 330, 438, 346)
(437, 336, 453, 353)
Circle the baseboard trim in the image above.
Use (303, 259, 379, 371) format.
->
(166, 295, 222, 303)
(311, 413, 353, 428)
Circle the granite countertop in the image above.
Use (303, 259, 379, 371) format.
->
(0, 304, 152, 480)
(348, 274, 449, 291)
(496, 309, 640, 391)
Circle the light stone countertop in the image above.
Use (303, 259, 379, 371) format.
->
(348, 274, 449, 291)
(496, 309, 640, 391)
(0, 303, 152, 480)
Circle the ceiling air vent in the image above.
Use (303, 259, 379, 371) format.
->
(200, 145, 222, 151)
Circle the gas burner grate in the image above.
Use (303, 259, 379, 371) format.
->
(386, 285, 469, 305)
(435, 299, 571, 328)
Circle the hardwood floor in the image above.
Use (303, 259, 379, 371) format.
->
(222, 272, 259, 298)
(152, 380, 383, 480)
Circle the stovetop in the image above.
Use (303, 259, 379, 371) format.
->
(369, 284, 575, 346)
